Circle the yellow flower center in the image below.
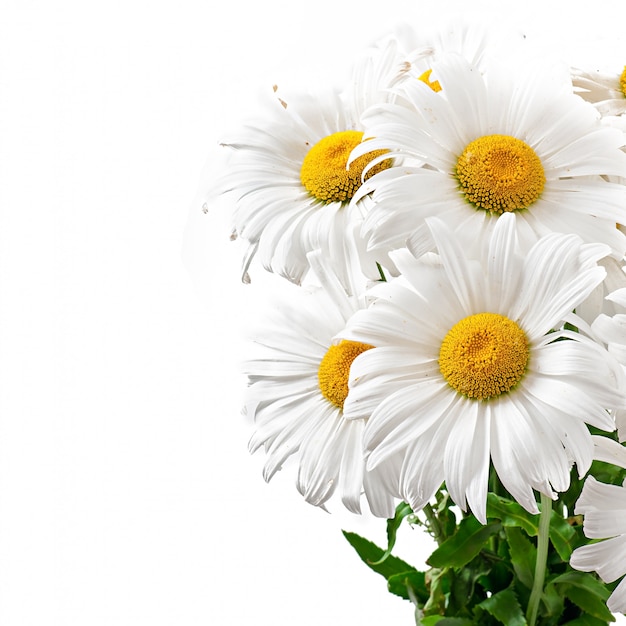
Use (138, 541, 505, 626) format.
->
(439, 313, 529, 400)
(300, 130, 391, 203)
(620, 66, 626, 99)
(418, 69, 441, 92)
(318, 340, 374, 409)
(456, 135, 546, 214)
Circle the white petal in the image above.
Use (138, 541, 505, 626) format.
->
(570, 535, 626, 583)
(592, 436, 626, 469)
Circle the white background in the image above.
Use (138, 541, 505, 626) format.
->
(1, 0, 625, 624)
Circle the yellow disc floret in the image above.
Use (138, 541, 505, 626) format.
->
(300, 130, 391, 203)
(439, 313, 529, 400)
(456, 135, 546, 214)
(418, 69, 442, 92)
(318, 340, 374, 409)
(620, 66, 626, 99)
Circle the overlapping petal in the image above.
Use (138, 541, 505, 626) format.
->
(340, 214, 625, 522)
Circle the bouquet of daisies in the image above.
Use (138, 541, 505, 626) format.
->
(209, 19, 626, 626)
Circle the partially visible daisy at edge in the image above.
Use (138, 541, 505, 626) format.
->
(385, 14, 525, 88)
(590, 286, 626, 441)
(244, 243, 397, 517)
(338, 213, 626, 524)
(348, 54, 626, 261)
(572, 64, 626, 117)
(570, 437, 626, 614)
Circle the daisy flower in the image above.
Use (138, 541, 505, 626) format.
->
(244, 248, 395, 517)
(570, 438, 626, 614)
(339, 213, 626, 523)
(572, 65, 626, 117)
(576, 256, 626, 327)
(387, 15, 525, 87)
(349, 54, 626, 260)
(217, 38, 404, 286)
(590, 286, 626, 441)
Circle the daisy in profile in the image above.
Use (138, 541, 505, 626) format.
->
(571, 65, 626, 117)
(350, 54, 626, 259)
(339, 213, 626, 523)
(570, 437, 626, 614)
(244, 247, 396, 517)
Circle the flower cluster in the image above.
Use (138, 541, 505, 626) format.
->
(213, 20, 626, 624)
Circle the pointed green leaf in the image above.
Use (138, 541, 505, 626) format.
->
(370, 501, 414, 565)
(418, 617, 444, 626)
(550, 570, 614, 622)
(505, 526, 536, 590)
(550, 570, 611, 601)
(427, 516, 501, 569)
(487, 494, 576, 561)
(342, 530, 415, 580)
(487, 494, 539, 536)
(387, 570, 430, 603)
(476, 588, 527, 626)
(434, 619, 475, 625)
(560, 587, 614, 622)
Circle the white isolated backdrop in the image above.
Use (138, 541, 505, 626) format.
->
(1, 1, 625, 624)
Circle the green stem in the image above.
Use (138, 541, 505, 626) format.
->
(423, 503, 444, 545)
(526, 493, 552, 626)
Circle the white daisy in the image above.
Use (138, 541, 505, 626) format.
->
(387, 15, 525, 86)
(339, 213, 626, 523)
(245, 249, 395, 516)
(590, 286, 626, 442)
(572, 65, 626, 117)
(576, 257, 626, 327)
(217, 37, 406, 287)
(570, 437, 626, 614)
(349, 54, 626, 260)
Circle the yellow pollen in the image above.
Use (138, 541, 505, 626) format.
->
(318, 340, 374, 409)
(300, 130, 391, 203)
(620, 66, 626, 99)
(439, 313, 529, 400)
(418, 69, 442, 92)
(456, 134, 546, 214)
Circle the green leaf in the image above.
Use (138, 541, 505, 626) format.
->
(550, 570, 611, 602)
(487, 493, 576, 561)
(561, 586, 615, 622)
(427, 517, 501, 569)
(505, 526, 536, 590)
(423, 567, 448, 616)
(476, 588, 527, 626)
(432, 620, 475, 625)
(342, 530, 415, 581)
(387, 570, 430, 604)
(418, 617, 444, 626)
(550, 570, 614, 622)
(370, 501, 414, 565)
(487, 494, 539, 536)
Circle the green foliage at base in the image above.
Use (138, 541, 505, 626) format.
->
(343, 471, 621, 626)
